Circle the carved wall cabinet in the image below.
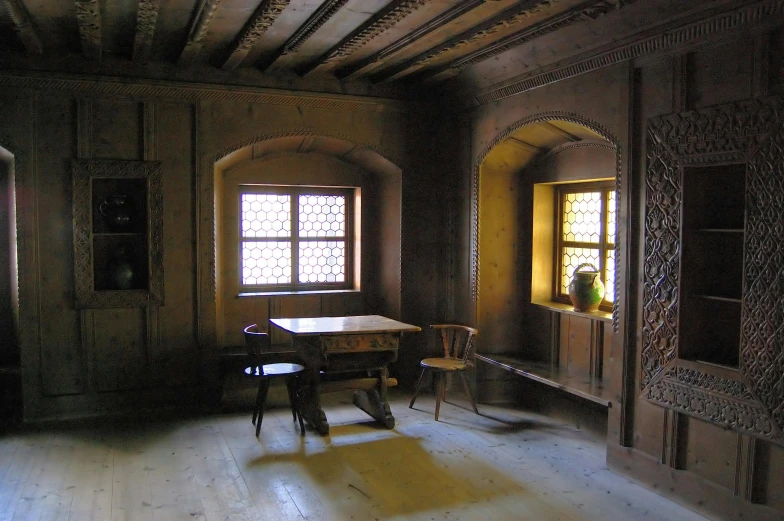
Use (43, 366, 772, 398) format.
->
(72, 159, 164, 308)
(642, 96, 784, 444)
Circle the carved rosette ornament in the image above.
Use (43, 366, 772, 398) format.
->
(72, 159, 164, 309)
(642, 96, 784, 443)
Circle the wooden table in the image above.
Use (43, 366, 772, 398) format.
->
(269, 315, 421, 435)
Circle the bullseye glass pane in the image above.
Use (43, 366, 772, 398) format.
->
(241, 193, 291, 238)
(299, 241, 345, 283)
(605, 249, 616, 303)
(242, 241, 291, 285)
(563, 191, 602, 243)
(299, 194, 345, 238)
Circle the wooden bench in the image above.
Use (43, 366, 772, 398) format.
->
(475, 353, 611, 408)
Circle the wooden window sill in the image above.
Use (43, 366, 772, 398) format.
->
(238, 289, 361, 298)
(530, 300, 612, 322)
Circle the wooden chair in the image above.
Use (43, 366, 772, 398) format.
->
(243, 324, 305, 436)
(409, 324, 479, 421)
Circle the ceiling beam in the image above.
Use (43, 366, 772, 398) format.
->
(179, 0, 222, 65)
(257, 0, 350, 72)
(221, 0, 290, 71)
(334, 0, 486, 80)
(542, 121, 582, 142)
(133, 0, 160, 63)
(296, 0, 432, 77)
(2, 0, 43, 55)
(507, 137, 542, 154)
(370, 0, 553, 83)
(74, 0, 102, 60)
(418, 0, 619, 83)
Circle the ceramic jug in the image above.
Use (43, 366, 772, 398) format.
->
(99, 195, 133, 231)
(568, 263, 605, 312)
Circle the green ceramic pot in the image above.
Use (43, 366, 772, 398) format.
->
(568, 263, 605, 312)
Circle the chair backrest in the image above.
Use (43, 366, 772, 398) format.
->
(431, 324, 479, 365)
(243, 324, 271, 368)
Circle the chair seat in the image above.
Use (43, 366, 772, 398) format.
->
(419, 357, 467, 371)
(244, 362, 305, 377)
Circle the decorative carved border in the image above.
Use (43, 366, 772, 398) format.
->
(72, 159, 164, 308)
(470, 112, 621, 331)
(222, 0, 291, 70)
(642, 96, 784, 443)
(0, 71, 408, 113)
(74, 0, 102, 60)
(133, 0, 160, 63)
(645, 363, 779, 440)
(468, 0, 784, 107)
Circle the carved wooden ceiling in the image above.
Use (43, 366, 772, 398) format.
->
(0, 0, 638, 95)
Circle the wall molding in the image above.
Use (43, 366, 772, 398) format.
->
(464, 0, 784, 108)
(0, 71, 409, 113)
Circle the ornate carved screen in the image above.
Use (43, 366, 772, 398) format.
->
(72, 159, 164, 308)
(641, 96, 784, 444)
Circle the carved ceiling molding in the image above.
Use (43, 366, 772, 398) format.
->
(74, 0, 102, 60)
(0, 71, 408, 113)
(133, 0, 160, 63)
(469, 111, 621, 329)
(258, 0, 350, 71)
(179, 0, 222, 65)
(222, 0, 291, 71)
(468, 0, 784, 107)
(299, 0, 432, 76)
(335, 0, 486, 80)
(285, 0, 349, 53)
(423, 0, 619, 82)
(642, 95, 784, 444)
(373, 0, 559, 83)
(2, 0, 43, 55)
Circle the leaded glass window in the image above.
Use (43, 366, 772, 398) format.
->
(240, 186, 354, 291)
(556, 182, 616, 308)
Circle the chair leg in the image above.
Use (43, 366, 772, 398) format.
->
(255, 379, 271, 437)
(285, 377, 297, 423)
(434, 372, 446, 421)
(459, 371, 479, 414)
(252, 374, 263, 425)
(409, 367, 428, 408)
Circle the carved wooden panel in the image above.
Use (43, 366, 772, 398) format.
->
(642, 96, 784, 443)
(72, 159, 164, 308)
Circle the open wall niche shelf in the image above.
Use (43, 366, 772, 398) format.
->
(72, 159, 164, 309)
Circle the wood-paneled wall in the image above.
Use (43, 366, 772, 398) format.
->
(0, 85, 447, 420)
(457, 20, 784, 521)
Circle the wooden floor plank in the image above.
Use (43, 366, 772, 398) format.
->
(0, 392, 710, 521)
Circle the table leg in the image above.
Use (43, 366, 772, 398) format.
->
(299, 365, 329, 435)
(353, 367, 395, 429)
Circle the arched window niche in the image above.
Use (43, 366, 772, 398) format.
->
(213, 135, 403, 348)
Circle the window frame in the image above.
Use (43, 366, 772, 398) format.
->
(238, 184, 356, 293)
(553, 181, 615, 311)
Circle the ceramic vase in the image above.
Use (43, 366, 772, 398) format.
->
(568, 263, 605, 312)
